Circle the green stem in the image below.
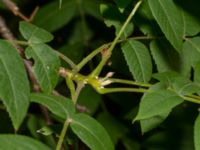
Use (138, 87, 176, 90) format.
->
(66, 78, 76, 100)
(72, 82, 85, 104)
(90, 0, 143, 77)
(56, 119, 71, 150)
(8, 40, 29, 46)
(183, 96, 200, 104)
(55, 51, 77, 69)
(187, 94, 200, 101)
(109, 78, 151, 87)
(99, 87, 200, 105)
(99, 87, 148, 94)
(74, 44, 109, 72)
(74, 35, 159, 73)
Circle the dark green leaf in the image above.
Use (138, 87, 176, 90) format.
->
(171, 77, 200, 96)
(71, 114, 114, 150)
(100, 4, 134, 39)
(153, 71, 179, 84)
(139, 82, 170, 133)
(134, 90, 184, 121)
(0, 40, 30, 130)
(82, 0, 102, 20)
(67, 20, 93, 44)
(194, 113, 200, 150)
(154, 72, 200, 95)
(150, 40, 191, 77)
(33, 0, 76, 32)
(114, 0, 132, 11)
(135, 0, 159, 36)
(97, 112, 128, 144)
(78, 86, 101, 115)
(183, 37, 200, 67)
(122, 137, 140, 150)
(122, 40, 152, 82)
(183, 11, 200, 36)
(140, 111, 170, 133)
(148, 0, 184, 51)
(19, 21, 53, 44)
(0, 134, 50, 150)
(30, 93, 75, 119)
(194, 61, 200, 86)
(25, 44, 60, 93)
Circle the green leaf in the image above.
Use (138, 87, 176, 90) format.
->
(114, 0, 132, 11)
(140, 111, 170, 134)
(148, 0, 184, 51)
(25, 44, 60, 93)
(122, 40, 152, 83)
(154, 72, 200, 95)
(70, 114, 114, 150)
(30, 93, 75, 119)
(82, 0, 102, 20)
(19, 21, 53, 44)
(122, 137, 140, 150)
(0, 134, 50, 150)
(138, 82, 171, 133)
(97, 112, 128, 144)
(100, 4, 134, 39)
(183, 37, 200, 67)
(150, 40, 191, 77)
(194, 61, 200, 85)
(170, 77, 200, 96)
(78, 85, 101, 115)
(0, 40, 30, 130)
(134, 90, 184, 121)
(134, 0, 159, 36)
(33, 0, 76, 32)
(194, 113, 200, 150)
(182, 11, 200, 36)
(153, 71, 179, 83)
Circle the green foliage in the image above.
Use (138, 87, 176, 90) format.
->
(148, 0, 184, 51)
(122, 39, 152, 82)
(33, 0, 76, 32)
(0, 0, 200, 149)
(25, 44, 60, 93)
(0, 135, 51, 150)
(134, 90, 184, 121)
(30, 93, 75, 119)
(0, 40, 30, 130)
(19, 21, 53, 44)
(71, 114, 114, 150)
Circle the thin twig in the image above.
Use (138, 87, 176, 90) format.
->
(2, 0, 29, 21)
(2, 0, 39, 22)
